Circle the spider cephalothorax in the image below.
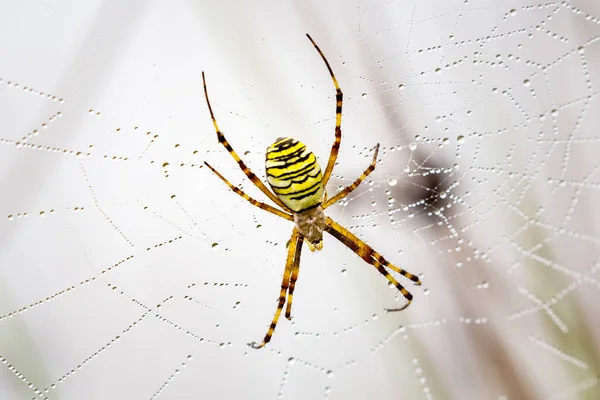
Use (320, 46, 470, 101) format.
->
(293, 206, 325, 251)
(202, 34, 421, 349)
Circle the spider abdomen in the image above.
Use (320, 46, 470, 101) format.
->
(265, 137, 324, 213)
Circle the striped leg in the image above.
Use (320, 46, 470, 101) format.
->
(285, 234, 304, 319)
(323, 144, 380, 209)
(324, 217, 417, 311)
(248, 229, 302, 349)
(370, 249, 421, 286)
(202, 72, 291, 212)
(306, 34, 343, 189)
(204, 162, 293, 221)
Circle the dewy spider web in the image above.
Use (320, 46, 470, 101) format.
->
(1, 0, 600, 399)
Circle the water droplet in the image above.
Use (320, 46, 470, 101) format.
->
(457, 135, 465, 144)
(361, 93, 368, 98)
(212, 242, 219, 248)
(408, 142, 417, 151)
(387, 177, 398, 186)
(523, 79, 531, 87)
(509, 9, 516, 16)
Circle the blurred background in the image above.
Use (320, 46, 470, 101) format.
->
(1, 0, 599, 399)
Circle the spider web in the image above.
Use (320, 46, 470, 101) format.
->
(1, 0, 600, 399)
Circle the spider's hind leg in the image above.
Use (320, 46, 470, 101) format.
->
(323, 143, 379, 209)
(204, 162, 292, 221)
(306, 34, 343, 187)
(201, 71, 291, 212)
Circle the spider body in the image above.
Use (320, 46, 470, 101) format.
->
(266, 137, 326, 250)
(202, 34, 421, 349)
(292, 206, 326, 252)
(265, 137, 324, 214)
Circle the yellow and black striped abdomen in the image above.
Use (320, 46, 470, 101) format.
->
(265, 137, 324, 213)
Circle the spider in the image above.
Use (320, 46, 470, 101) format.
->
(202, 34, 421, 349)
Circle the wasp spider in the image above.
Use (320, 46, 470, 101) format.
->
(203, 34, 421, 349)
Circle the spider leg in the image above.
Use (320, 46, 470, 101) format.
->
(306, 34, 343, 189)
(248, 229, 302, 349)
(202, 72, 291, 212)
(369, 247, 421, 286)
(204, 162, 293, 221)
(324, 217, 418, 311)
(285, 235, 304, 320)
(323, 144, 380, 209)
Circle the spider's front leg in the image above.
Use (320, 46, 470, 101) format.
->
(248, 229, 303, 349)
(284, 236, 304, 320)
(324, 217, 421, 310)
